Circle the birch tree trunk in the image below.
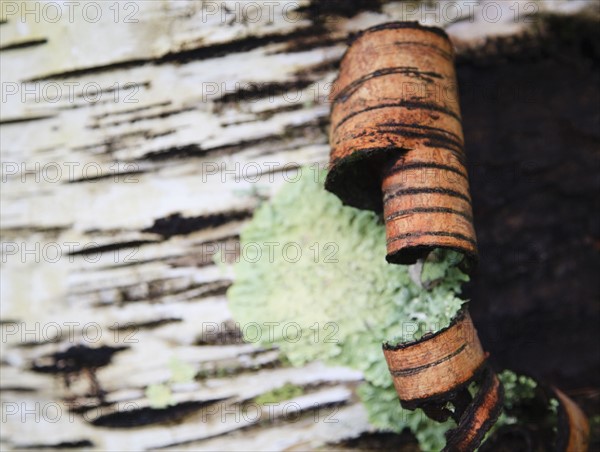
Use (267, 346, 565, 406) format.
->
(1, 1, 596, 450)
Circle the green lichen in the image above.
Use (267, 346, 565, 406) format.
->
(227, 167, 468, 450)
(254, 383, 304, 405)
(169, 356, 196, 383)
(145, 357, 196, 409)
(145, 383, 174, 409)
(499, 370, 537, 411)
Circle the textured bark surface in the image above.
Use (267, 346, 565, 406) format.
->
(1, 1, 598, 450)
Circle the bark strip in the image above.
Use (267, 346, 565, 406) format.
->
(555, 387, 590, 452)
(326, 21, 477, 266)
(382, 309, 485, 404)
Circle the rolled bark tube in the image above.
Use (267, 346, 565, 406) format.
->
(382, 150, 477, 264)
(382, 308, 486, 405)
(383, 308, 504, 451)
(326, 21, 477, 266)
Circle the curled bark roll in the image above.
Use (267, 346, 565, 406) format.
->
(382, 309, 485, 405)
(383, 308, 503, 451)
(326, 22, 477, 266)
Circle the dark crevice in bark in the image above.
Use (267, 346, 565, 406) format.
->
(66, 240, 156, 256)
(92, 101, 172, 119)
(194, 320, 245, 346)
(31, 345, 128, 375)
(72, 128, 176, 153)
(0, 114, 55, 125)
(0, 386, 36, 392)
(18, 440, 95, 449)
(72, 81, 150, 100)
(195, 351, 283, 378)
(25, 26, 326, 82)
(108, 318, 182, 331)
(294, 58, 341, 77)
(91, 107, 195, 129)
(223, 103, 306, 126)
(0, 38, 48, 51)
(277, 34, 347, 54)
(139, 116, 327, 161)
(297, 0, 384, 22)
(154, 398, 348, 449)
(214, 79, 314, 103)
(67, 170, 146, 183)
(143, 211, 252, 239)
(140, 143, 204, 161)
(84, 279, 232, 306)
(90, 399, 227, 428)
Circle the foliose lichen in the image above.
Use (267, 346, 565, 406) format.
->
(227, 167, 468, 450)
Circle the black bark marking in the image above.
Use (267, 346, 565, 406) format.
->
(0, 114, 55, 125)
(31, 345, 128, 375)
(390, 344, 467, 377)
(92, 101, 172, 120)
(93, 106, 194, 129)
(383, 162, 468, 180)
(19, 440, 94, 449)
(91, 399, 227, 428)
(26, 26, 327, 82)
(140, 117, 327, 161)
(108, 318, 182, 331)
(31, 345, 127, 401)
(67, 170, 145, 184)
(383, 187, 471, 204)
(0, 38, 48, 51)
(66, 240, 155, 256)
(144, 211, 252, 239)
(387, 231, 478, 247)
(215, 79, 314, 103)
(333, 100, 462, 132)
(385, 207, 473, 223)
(333, 67, 444, 103)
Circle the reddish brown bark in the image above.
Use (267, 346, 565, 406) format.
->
(382, 310, 485, 403)
(327, 22, 477, 265)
